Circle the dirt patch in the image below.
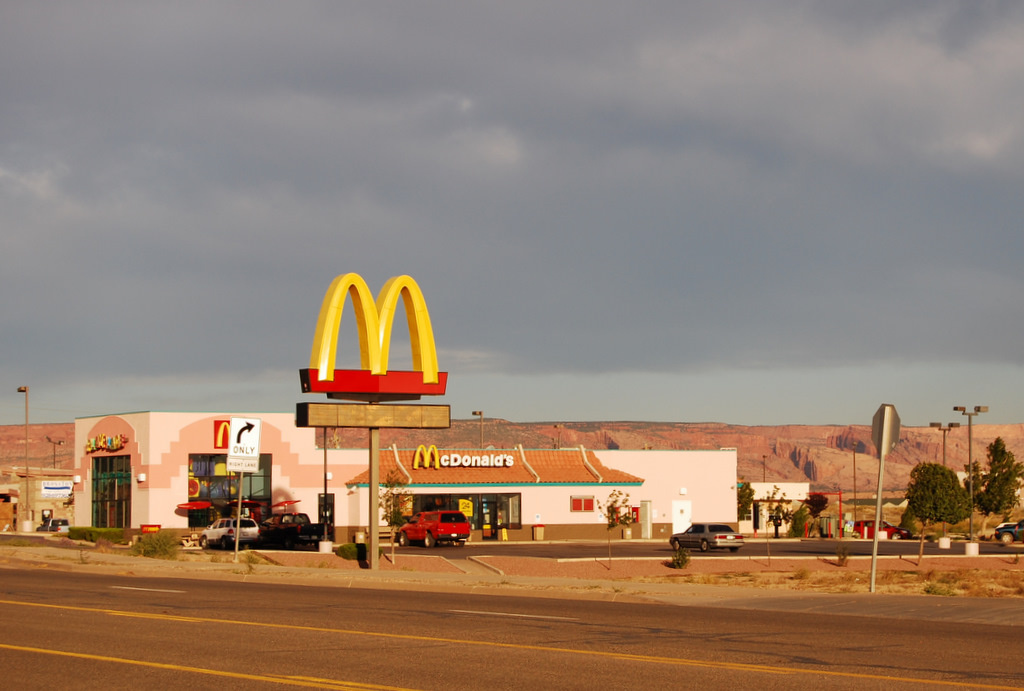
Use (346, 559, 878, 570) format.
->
(255, 550, 465, 573)
(473, 554, 1024, 597)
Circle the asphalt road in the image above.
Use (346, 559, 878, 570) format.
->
(2, 569, 1023, 690)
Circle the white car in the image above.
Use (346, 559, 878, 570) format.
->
(200, 518, 260, 550)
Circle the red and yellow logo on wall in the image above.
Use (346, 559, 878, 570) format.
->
(412, 444, 442, 469)
(213, 419, 231, 450)
(85, 433, 129, 454)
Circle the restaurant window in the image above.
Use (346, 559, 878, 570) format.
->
(92, 455, 132, 528)
(410, 493, 522, 531)
(188, 453, 272, 527)
(571, 496, 595, 512)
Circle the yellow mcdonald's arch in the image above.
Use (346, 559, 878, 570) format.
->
(214, 420, 231, 450)
(412, 444, 441, 469)
(310, 274, 439, 384)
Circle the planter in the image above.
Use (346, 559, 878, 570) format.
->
(938, 536, 951, 550)
(964, 541, 980, 556)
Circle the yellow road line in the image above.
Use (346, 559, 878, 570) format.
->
(0, 599, 1017, 689)
(0, 643, 418, 690)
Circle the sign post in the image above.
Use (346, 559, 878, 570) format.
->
(869, 404, 900, 593)
(226, 417, 262, 562)
(296, 274, 452, 570)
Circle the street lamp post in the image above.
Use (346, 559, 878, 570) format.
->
(929, 422, 960, 537)
(928, 422, 961, 467)
(17, 386, 29, 530)
(953, 405, 987, 542)
(472, 411, 484, 448)
(554, 424, 563, 450)
(46, 436, 65, 469)
(852, 442, 857, 526)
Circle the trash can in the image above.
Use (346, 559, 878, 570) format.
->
(622, 527, 633, 540)
(354, 531, 366, 544)
(532, 525, 545, 541)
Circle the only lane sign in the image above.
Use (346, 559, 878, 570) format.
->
(226, 417, 262, 473)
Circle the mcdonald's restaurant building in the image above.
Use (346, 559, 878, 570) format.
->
(71, 411, 739, 541)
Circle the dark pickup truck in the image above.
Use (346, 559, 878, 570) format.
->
(258, 513, 328, 549)
(36, 518, 70, 533)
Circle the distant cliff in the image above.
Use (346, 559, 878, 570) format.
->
(7, 419, 1023, 492)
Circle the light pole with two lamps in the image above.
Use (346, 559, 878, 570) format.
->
(929, 421, 960, 536)
(472, 410, 484, 448)
(17, 386, 30, 530)
(46, 436, 65, 468)
(928, 422, 960, 467)
(953, 405, 987, 543)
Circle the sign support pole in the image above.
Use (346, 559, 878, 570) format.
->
(369, 426, 380, 570)
(869, 404, 900, 593)
(323, 429, 330, 544)
(234, 472, 244, 563)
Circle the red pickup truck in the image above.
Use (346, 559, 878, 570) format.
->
(397, 511, 470, 547)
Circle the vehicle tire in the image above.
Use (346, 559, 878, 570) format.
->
(199, 536, 209, 549)
(424, 532, 436, 548)
(891, 532, 901, 540)
(699, 539, 709, 553)
(221, 536, 232, 550)
(670, 538, 680, 551)
(1000, 532, 1013, 545)
(729, 547, 740, 553)
(283, 534, 295, 550)
(398, 532, 409, 547)
(456, 540, 466, 547)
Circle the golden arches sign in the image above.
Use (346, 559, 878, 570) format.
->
(300, 273, 447, 399)
(311, 273, 438, 383)
(412, 444, 441, 469)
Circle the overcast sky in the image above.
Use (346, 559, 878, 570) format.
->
(3, 2, 1024, 429)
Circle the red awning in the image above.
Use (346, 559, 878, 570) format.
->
(272, 499, 300, 509)
(176, 501, 212, 511)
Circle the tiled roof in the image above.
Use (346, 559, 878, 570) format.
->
(345, 447, 644, 486)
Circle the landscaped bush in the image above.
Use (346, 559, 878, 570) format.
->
(335, 543, 383, 561)
(68, 527, 129, 544)
(668, 546, 691, 569)
(835, 541, 850, 566)
(336, 543, 360, 560)
(130, 531, 180, 560)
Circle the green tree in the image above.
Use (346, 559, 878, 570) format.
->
(598, 489, 634, 567)
(378, 470, 409, 563)
(975, 437, 1024, 535)
(801, 493, 829, 536)
(905, 463, 970, 563)
(736, 479, 755, 520)
(788, 504, 810, 538)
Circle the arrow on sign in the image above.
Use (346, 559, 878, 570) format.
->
(236, 421, 255, 444)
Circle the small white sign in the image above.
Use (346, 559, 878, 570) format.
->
(41, 481, 73, 498)
(226, 417, 262, 473)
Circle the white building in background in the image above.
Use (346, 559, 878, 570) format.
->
(70, 411, 740, 541)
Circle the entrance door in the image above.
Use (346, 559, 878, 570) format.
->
(671, 500, 692, 535)
(640, 500, 652, 539)
(480, 494, 498, 540)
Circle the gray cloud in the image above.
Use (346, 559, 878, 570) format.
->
(3, 2, 1024, 426)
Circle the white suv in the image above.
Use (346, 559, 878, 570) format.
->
(200, 518, 260, 550)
